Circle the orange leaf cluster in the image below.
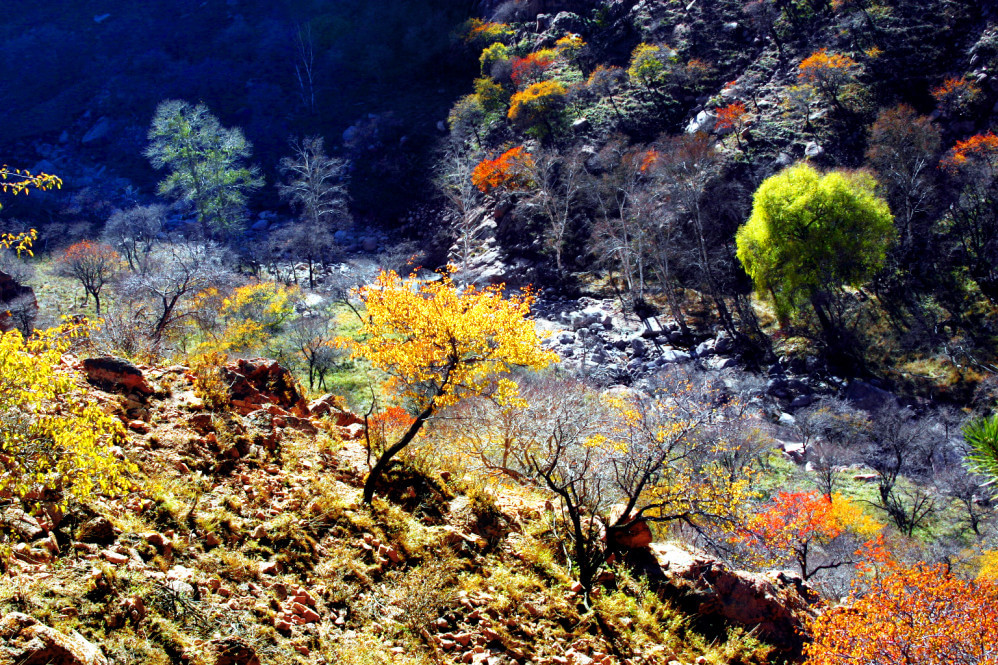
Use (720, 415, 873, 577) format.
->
(798, 49, 859, 82)
(61, 239, 120, 264)
(510, 52, 554, 87)
(715, 102, 748, 131)
(940, 132, 998, 174)
(806, 562, 998, 665)
(471, 146, 536, 194)
(932, 76, 980, 103)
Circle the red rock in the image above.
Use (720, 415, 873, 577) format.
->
(102, 550, 128, 565)
(128, 420, 150, 433)
(258, 561, 280, 575)
(213, 637, 261, 665)
(611, 519, 653, 549)
(83, 357, 154, 395)
(0, 612, 108, 665)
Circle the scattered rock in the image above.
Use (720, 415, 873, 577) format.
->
(81, 117, 111, 144)
(78, 517, 115, 545)
(0, 612, 108, 665)
(222, 358, 308, 417)
(213, 637, 261, 665)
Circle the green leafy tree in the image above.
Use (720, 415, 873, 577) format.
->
(735, 163, 894, 351)
(146, 100, 262, 239)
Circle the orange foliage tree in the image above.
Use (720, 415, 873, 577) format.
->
(57, 240, 122, 315)
(735, 491, 882, 581)
(931, 76, 981, 117)
(715, 101, 750, 147)
(340, 270, 557, 503)
(805, 561, 998, 665)
(798, 49, 860, 111)
(471, 146, 536, 195)
(510, 51, 555, 88)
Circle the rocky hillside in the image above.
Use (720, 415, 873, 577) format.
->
(2, 353, 817, 665)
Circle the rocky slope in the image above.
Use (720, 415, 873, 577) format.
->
(1, 353, 817, 665)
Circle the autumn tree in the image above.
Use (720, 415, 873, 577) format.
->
(931, 76, 981, 118)
(805, 561, 998, 665)
(510, 50, 556, 88)
(471, 146, 536, 195)
(1, 233, 134, 509)
(341, 270, 556, 504)
(627, 43, 676, 95)
(940, 132, 998, 301)
(146, 100, 262, 238)
(715, 102, 750, 148)
(103, 204, 165, 272)
(507, 81, 567, 137)
(735, 163, 894, 357)
(57, 240, 122, 315)
(798, 49, 861, 113)
(735, 491, 882, 582)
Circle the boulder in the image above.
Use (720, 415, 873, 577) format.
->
(81, 117, 111, 144)
(0, 612, 108, 665)
(844, 380, 894, 412)
(1, 508, 45, 541)
(77, 516, 115, 545)
(629, 545, 820, 655)
(610, 519, 653, 549)
(214, 638, 260, 665)
(82, 357, 153, 395)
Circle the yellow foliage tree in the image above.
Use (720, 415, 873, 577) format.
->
(507, 81, 567, 136)
(195, 281, 298, 353)
(0, 319, 135, 509)
(341, 270, 557, 503)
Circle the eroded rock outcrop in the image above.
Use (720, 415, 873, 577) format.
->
(0, 612, 108, 665)
(83, 357, 153, 395)
(623, 543, 820, 655)
(222, 358, 309, 417)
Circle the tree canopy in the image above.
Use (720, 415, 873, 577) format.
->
(146, 100, 262, 238)
(341, 270, 557, 503)
(735, 163, 894, 326)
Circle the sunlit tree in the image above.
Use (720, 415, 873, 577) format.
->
(340, 270, 557, 503)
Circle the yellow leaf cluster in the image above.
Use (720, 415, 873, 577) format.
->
(0, 322, 135, 507)
(0, 166, 62, 211)
(341, 271, 557, 412)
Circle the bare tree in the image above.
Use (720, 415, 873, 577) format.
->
(436, 145, 487, 282)
(278, 136, 351, 287)
(286, 304, 343, 391)
(118, 241, 230, 341)
(294, 24, 317, 116)
(102, 204, 165, 273)
(523, 148, 587, 274)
